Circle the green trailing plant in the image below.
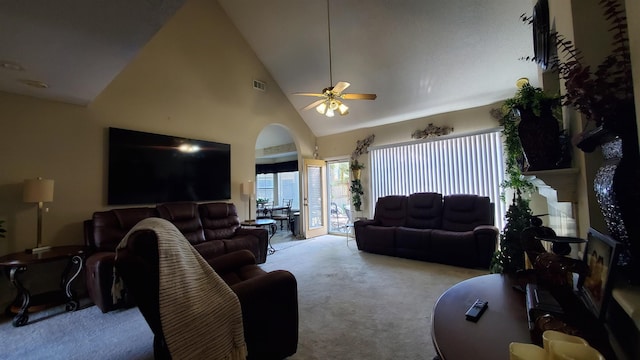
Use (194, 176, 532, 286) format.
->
(503, 83, 561, 118)
(350, 179, 364, 211)
(493, 105, 535, 195)
(489, 91, 542, 273)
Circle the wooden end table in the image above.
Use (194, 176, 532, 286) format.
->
(0, 245, 86, 327)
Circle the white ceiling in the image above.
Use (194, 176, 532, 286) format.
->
(0, 0, 186, 104)
(0, 0, 540, 137)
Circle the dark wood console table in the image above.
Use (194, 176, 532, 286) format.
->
(432, 274, 530, 360)
(0, 245, 86, 327)
(432, 273, 616, 360)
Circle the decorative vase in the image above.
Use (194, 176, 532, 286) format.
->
(578, 126, 640, 282)
(517, 107, 562, 171)
(352, 169, 361, 180)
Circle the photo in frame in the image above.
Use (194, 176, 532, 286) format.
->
(578, 227, 621, 320)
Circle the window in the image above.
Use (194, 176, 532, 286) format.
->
(256, 173, 274, 202)
(369, 129, 505, 230)
(256, 171, 299, 208)
(277, 171, 300, 208)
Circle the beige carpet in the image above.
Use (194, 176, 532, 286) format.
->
(264, 234, 487, 359)
(0, 234, 486, 359)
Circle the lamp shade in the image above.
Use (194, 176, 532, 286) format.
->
(23, 178, 54, 203)
(242, 181, 255, 196)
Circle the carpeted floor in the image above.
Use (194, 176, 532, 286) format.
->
(0, 234, 486, 360)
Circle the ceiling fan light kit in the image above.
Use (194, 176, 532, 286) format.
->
(315, 95, 349, 117)
(294, 0, 376, 117)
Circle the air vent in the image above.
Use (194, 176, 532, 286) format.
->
(253, 79, 266, 91)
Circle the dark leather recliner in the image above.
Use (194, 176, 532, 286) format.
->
(114, 230, 299, 360)
(84, 201, 268, 313)
(355, 193, 498, 268)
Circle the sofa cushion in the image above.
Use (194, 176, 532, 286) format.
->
(396, 227, 432, 261)
(406, 192, 443, 229)
(198, 202, 242, 241)
(430, 229, 477, 267)
(358, 225, 397, 256)
(441, 195, 492, 232)
(373, 195, 408, 227)
(91, 207, 158, 251)
(156, 202, 206, 244)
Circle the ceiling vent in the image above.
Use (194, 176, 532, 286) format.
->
(253, 79, 266, 91)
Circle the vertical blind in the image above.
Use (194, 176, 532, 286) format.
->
(369, 129, 506, 230)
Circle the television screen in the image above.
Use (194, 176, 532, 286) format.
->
(108, 127, 231, 205)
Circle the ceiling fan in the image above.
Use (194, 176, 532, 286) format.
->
(293, 0, 377, 117)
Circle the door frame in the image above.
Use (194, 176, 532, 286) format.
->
(303, 158, 327, 238)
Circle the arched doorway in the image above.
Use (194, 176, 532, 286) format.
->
(255, 125, 300, 239)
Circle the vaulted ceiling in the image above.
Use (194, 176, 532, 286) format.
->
(1, 0, 539, 137)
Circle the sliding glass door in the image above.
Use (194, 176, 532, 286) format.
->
(327, 160, 351, 234)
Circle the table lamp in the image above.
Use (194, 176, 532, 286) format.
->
(242, 180, 255, 223)
(23, 177, 54, 253)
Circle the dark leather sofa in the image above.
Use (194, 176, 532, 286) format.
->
(114, 232, 298, 360)
(84, 201, 268, 312)
(354, 193, 498, 269)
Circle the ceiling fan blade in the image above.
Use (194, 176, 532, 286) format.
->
(342, 93, 377, 100)
(332, 81, 351, 94)
(302, 98, 327, 111)
(293, 92, 325, 97)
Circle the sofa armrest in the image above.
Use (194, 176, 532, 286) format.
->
(474, 224, 499, 236)
(231, 269, 297, 305)
(230, 269, 298, 358)
(473, 225, 499, 268)
(235, 226, 267, 238)
(233, 227, 268, 263)
(207, 249, 257, 273)
(354, 219, 377, 227)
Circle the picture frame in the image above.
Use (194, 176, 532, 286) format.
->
(578, 227, 621, 321)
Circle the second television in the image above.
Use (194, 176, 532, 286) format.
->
(108, 127, 231, 205)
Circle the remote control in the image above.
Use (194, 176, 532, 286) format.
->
(465, 299, 488, 322)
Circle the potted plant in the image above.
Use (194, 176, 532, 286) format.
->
(350, 159, 365, 180)
(501, 81, 565, 171)
(350, 179, 364, 212)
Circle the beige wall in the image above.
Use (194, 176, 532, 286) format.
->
(0, 0, 315, 305)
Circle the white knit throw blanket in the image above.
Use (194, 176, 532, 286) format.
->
(112, 217, 247, 360)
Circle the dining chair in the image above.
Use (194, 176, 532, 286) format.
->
(272, 200, 292, 230)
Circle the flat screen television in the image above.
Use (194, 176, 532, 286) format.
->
(108, 127, 231, 205)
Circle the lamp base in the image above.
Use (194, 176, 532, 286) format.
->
(25, 245, 52, 254)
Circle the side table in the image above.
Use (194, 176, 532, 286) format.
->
(0, 245, 86, 327)
(241, 219, 277, 255)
